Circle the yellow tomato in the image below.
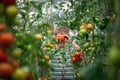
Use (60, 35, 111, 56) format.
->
(35, 34, 42, 40)
(87, 23, 94, 31)
(6, 5, 18, 19)
(47, 30, 52, 34)
(44, 42, 50, 47)
(44, 42, 55, 48)
(12, 48, 21, 59)
(80, 23, 87, 30)
(49, 44, 55, 48)
(44, 55, 50, 61)
(12, 68, 26, 80)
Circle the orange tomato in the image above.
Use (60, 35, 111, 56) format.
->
(75, 51, 81, 57)
(25, 73, 34, 80)
(80, 23, 87, 30)
(11, 60, 19, 69)
(0, 32, 14, 48)
(87, 23, 94, 31)
(0, 63, 13, 78)
(55, 36, 65, 41)
(44, 55, 50, 61)
(0, 23, 7, 31)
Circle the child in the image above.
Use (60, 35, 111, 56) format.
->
(54, 27, 80, 49)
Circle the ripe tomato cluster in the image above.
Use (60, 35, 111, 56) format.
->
(55, 35, 68, 42)
(0, 1, 34, 80)
(55, 35, 69, 48)
(79, 23, 94, 37)
(71, 51, 82, 64)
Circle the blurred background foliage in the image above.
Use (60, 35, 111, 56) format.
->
(13, 0, 120, 80)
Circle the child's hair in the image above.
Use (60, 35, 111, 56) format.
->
(54, 27, 68, 36)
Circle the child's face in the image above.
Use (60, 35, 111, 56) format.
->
(54, 27, 69, 48)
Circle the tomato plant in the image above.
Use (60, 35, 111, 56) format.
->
(0, 0, 34, 80)
(0, 0, 117, 80)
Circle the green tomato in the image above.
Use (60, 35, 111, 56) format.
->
(90, 47, 96, 53)
(95, 18, 100, 22)
(108, 46, 120, 65)
(94, 41, 101, 46)
(90, 43, 94, 47)
(15, 33, 23, 39)
(12, 68, 26, 80)
(45, 62, 51, 68)
(79, 33, 85, 38)
(93, 17, 100, 23)
(83, 42, 90, 49)
(47, 30, 53, 34)
(12, 48, 22, 59)
(6, 5, 18, 19)
(16, 41, 22, 47)
(39, 59, 46, 66)
(25, 45, 32, 51)
(51, 49, 55, 52)
(44, 42, 50, 47)
(13, 18, 20, 26)
(21, 66, 30, 73)
(46, 47, 51, 51)
(88, 47, 92, 51)
(80, 29, 88, 35)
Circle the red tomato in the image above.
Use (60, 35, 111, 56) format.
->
(0, 32, 14, 48)
(0, 49, 8, 62)
(72, 57, 77, 63)
(55, 36, 65, 41)
(60, 36, 65, 41)
(55, 36, 60, 40)
(77, 56, 82, 61)
(0, 63, 13, 78)
(75, 57, 79, 62)
(75, 51, 81, 57)
(11, 60, 19, 69)
(25, 73, 34, 80)
(0, 23, 7, 31)
(1, 0, 16, 5)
